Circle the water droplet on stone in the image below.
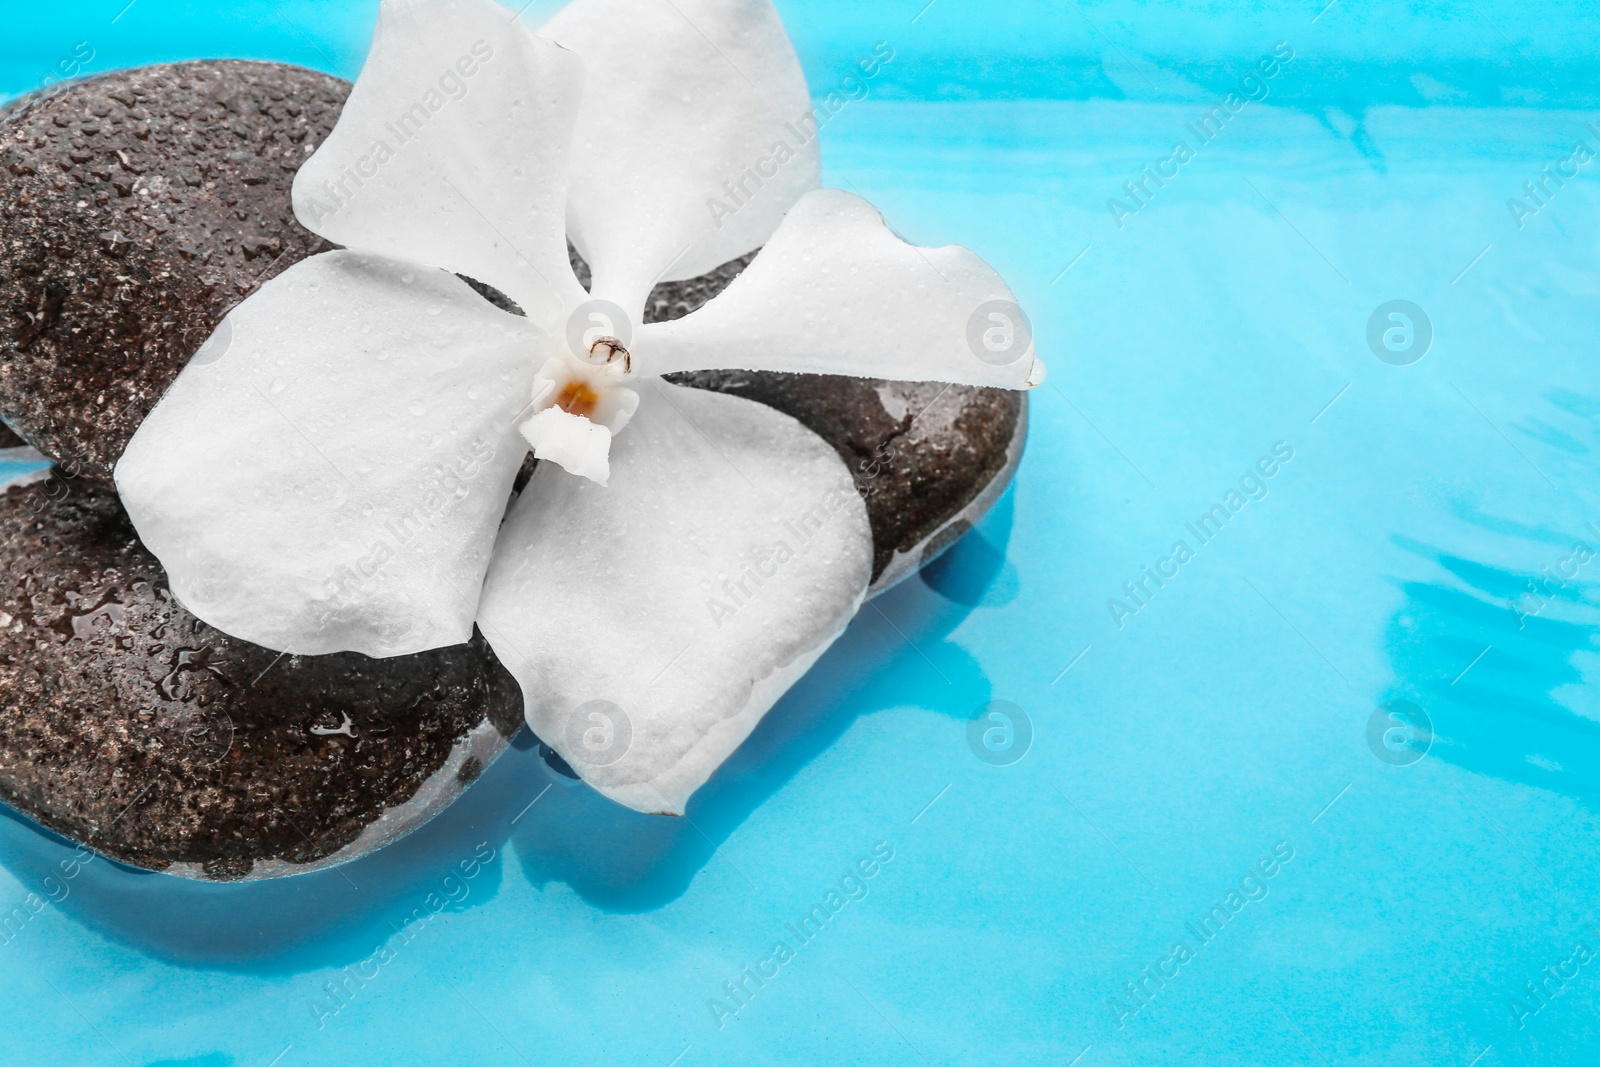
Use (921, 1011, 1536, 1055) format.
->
(159, 645, 230, 701)
(53, 595, 127, 642)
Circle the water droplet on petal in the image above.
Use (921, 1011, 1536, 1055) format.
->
(408, 400, 427, 417)
(427, 304, 443, 316)
(269, 378, 287, 394)
(401, 271, 415, 284)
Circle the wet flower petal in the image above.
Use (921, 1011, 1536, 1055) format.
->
(519, 407, 614, 485)
(115, 251, 538, 658)
(478, 381, 871, 814)
(540, 0, 819, 312)
(639, 189, 1045, 390)
(294, 0, 587, 325)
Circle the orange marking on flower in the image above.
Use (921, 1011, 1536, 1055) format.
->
(556, 380, 600, 418)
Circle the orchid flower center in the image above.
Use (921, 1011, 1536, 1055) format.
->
(584, 335, 631, 375)
(554, 335, 630, 415)
(517, 319, 643, 484)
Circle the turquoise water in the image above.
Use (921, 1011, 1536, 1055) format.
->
(6, 2, 1600, 1065)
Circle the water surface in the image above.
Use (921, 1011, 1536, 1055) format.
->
(3, 3, 1599, 1065)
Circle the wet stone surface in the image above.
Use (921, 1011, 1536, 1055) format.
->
(0, 474, 523, 879)
(0, 60, 349, 484)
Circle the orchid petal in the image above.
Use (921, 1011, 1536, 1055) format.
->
(294, 0, 587, 324)
(639, 189, 1046, 389)
(478, 381, 871, 814)
(115, 251, 538, 659)
(519, 407, 613, 485)
(540, 0, 819, 312)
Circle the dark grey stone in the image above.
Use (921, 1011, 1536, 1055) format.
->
(0, 60, 349, 484)
(0, 473, 523, 880)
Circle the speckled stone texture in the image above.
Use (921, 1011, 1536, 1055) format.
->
(0, 87, 42, 126)
(0, 60, 348, 484)
(0, 474, 523, 879)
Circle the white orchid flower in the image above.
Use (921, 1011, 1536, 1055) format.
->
(113, 0, 1042, 815)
